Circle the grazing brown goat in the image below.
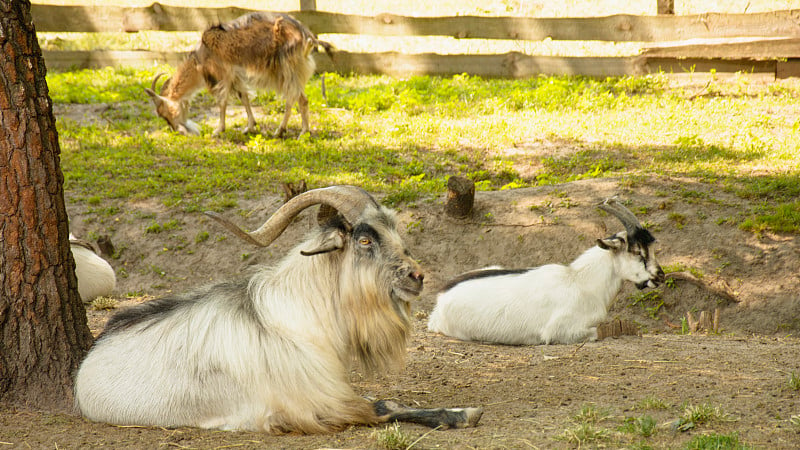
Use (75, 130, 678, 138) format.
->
(145, 12, 332, 137)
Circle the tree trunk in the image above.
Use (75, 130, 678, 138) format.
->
(0, 0, 93, 411)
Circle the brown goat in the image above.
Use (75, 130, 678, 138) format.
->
(145, 12, 332, 137)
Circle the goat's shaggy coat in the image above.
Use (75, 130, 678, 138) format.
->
(74, 186, 482, 433)
(427, 199, 664, 345)
(146, 12, 331, 137)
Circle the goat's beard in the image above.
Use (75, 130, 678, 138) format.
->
(340, 266, 410, 375)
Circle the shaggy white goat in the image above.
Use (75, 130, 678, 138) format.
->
(69, 235, 115, 302)
(74, 186, 482, 433)
(427, 198, 664, 345)
(145, 12, 332, 137)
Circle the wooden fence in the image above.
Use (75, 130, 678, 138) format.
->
(31, 3, 800, 79)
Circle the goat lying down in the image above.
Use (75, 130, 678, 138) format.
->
(74, 186, 482, 433)
(69, 234, 115, 302)
(427, 198, 664, 345)
(145, 12, 332, 137)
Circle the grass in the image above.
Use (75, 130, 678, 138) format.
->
(47, 66, 800, 234)
(673, 403, 736, 432)
(372, 422, 414, 450)
(684, 432, 751, 450)
(789, 371, 800, 391)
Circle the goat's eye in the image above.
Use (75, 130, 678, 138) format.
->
(358, 237, 372, 246)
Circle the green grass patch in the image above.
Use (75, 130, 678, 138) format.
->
(619, 415, 657, 438)
(673, 403, 736, 432)
(684, 432, 751, 450)
(789, 371, 800, 391)
(48, 67, 800, 235)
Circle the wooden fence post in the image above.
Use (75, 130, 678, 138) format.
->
(657, 0, 675, 15)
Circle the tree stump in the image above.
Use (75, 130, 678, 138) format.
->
(445, 176, 475, 218)
(282, 180, 307, 203)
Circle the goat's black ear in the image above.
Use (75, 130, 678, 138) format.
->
(300, 229, 344, 256)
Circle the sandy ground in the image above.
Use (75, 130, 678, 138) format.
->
(3, 176, 800, 448)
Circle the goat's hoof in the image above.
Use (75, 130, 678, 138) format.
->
(273, 128, 287, 139)
(462, 407, 484, 428)
(243, 125, 259, 134)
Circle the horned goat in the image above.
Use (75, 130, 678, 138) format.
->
(74, 186, 482, 433)
(427, 198, 664, 345)
(69, 234, 115, 302)
(145, 12, 332, 137)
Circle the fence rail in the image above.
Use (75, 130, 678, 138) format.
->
(31, 3, 800, 78)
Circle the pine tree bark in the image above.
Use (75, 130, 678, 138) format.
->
(0, 0, 93, 411)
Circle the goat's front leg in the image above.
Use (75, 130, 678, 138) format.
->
(237, 90, 258, 134)
(214, 96, 228, 137)
(373, 400, 483, 429)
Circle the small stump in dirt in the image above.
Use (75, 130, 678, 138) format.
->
(282, 180, 307, 203)
(445, 176, 475, 219)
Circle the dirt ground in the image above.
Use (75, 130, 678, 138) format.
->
(3, 175, 800, 448)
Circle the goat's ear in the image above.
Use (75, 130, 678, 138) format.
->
(144, 88, 163, 106)
(300, 229, 345, 256)
(597, 235, 625, 251)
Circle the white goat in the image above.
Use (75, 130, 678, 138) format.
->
(74, 186, 482, 433)
(427, 198, 664, 345)
(145, 12, 332, 137)
(69, 235, 115, 302)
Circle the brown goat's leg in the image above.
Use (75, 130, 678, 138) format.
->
(214, 97, 227, 137)
(238, 91, 258, 134)
(297, 93, 310, 135)
(274, 98, 293, 138)
(373, 399, 483, 429)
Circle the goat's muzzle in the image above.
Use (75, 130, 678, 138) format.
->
(636, 267, 665, 290)
(392, 268, 424, 302)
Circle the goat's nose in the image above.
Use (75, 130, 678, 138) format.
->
(410, 271, 424, 283)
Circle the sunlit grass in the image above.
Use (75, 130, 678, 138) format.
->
(49, 67, 800, 232)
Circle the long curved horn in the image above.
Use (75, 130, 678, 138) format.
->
(151, 72, 166, 92)
(144, 72, 167, 103)
(598, 197, 642, 237)
(205, 185, 380, 247)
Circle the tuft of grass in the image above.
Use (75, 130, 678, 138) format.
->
(90, 296, 118, 311)
(673, 403, 736, 432)
(628, 290, 664, 319)
(684, 432, 751, 450)
(789, 371, 800, 391)
(619, 415, 657, 437)
(636, 395, 670, 411)
(663, 262, 705, 280)
(572, 403, 611, 424)
(145, 220, 182, 234)
(557, 423, 610, 446)
(372, 422, 414, 450)
(194, 231, 210, 244)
